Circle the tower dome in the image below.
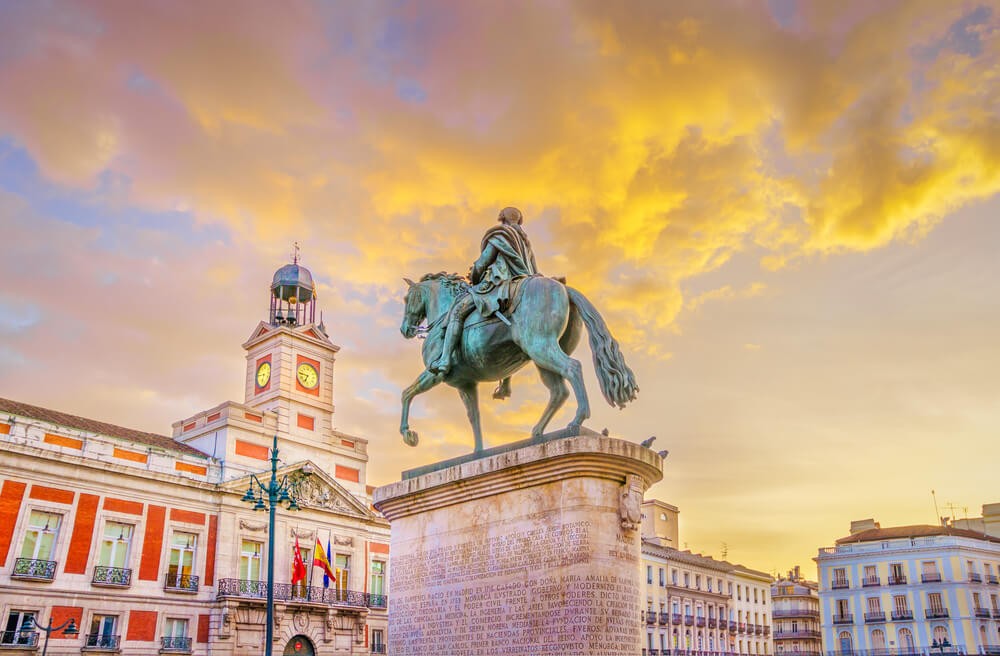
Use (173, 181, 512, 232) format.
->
(268, 246, 317, 327)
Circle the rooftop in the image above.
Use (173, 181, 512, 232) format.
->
(0, 396, 208, 458)
(836, 523, 1000, 545)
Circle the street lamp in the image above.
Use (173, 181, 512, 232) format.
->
(239, 433, 305, 656)
(21, 615, 78, 656)
(932, 638, 951, 655)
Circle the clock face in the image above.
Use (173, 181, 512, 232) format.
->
(256, 362, 271, 388)
(296, 362, 319, 389)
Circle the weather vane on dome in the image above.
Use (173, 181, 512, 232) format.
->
(292, 241, 300, 265)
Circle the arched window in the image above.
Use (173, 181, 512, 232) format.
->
(933, 626, 949, 644)
(898, 628, 914, 654)
(979, 625, 988, 648)
(838, 631, 853, 655)
(871, 629, 886, 651)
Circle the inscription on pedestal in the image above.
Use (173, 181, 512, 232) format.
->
(390, 519, 640, 656)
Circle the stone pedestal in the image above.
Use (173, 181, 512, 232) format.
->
(373, 430, 663, 656)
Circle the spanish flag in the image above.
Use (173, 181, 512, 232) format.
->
(313, 538, 336, 582)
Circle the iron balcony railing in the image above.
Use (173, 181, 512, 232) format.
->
(0, 631, 39, 647)
(673, 613, 683, 625)
(647, 611, 657, 624)
(774, 630, 822, 638)
(974, 607, 991, 618)
(659, 613, 670, 625)
(832, 613, 853, 624)
(164, 573, 199, 592)
(864, 611, 886, 623)
(988, 574, 999, 584)
(755, 624, 764, 635)
(993, 609, 1000, 619)
(831, 579, 850, 589)
(863, 576, 881, 587)
(161, 636, 192, 652)
(92, 566, 132, 587)
(891, 610, 913, 621)
(888, 575, 907, 585)
(921, 573, 943, 583)
(708, 618, 718, 629)
(728, 621, 738, 632)
(969, 573, 983, 583)
(773, 609, 821, 618)
(12, 558, 57, 580)
(371, 646, 387, 655)
(84, 633, 121, 650)
(924, 607, 949, 619)
(216, 579, 385, 608)
(697, 617, 706, 627)
(684, 615, 694, 626)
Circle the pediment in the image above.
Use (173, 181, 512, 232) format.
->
(224, 461, 372, 519)
(244, 321, 274, 345)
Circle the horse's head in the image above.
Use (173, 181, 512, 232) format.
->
(400, 278, 425, 339)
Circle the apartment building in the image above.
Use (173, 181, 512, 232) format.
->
(771, 567, 821, 656)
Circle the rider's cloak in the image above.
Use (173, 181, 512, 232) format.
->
(469, 223, 538, 317)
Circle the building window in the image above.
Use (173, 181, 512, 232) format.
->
(707, 578, 713, 592)
(371, 560, 386, 596)
(660, 567, 666, 587)
(871, 629, 886, 651)
(932, 626, 948, 644)
(162, 618, 189, 651)
(672, 569, 678, 585)
(371, 629, 385, 654)
(927, 593, 944, 612)
(239, 540, 262, 581)
(98, 522, 133, 572)
(893, 595, 909, 613)
(921, 560, 941, 582)
(2, 611, 36, 646)
(20, 511, 61, 562)
(889, 562, 905, 584)
(754, 588, 758, 603)
(86, 615, 119, 649)
(832, 568, 848, 588)
(696, 574, 701, 589)
(684, 572, 690, 588)
(334, 554, 350, 596)
(838, 632, 853, 655)
(166, 533, 197, 589)
(898, 628, 914, 652)
(648, 565, 653, 585)
(867, 597, 882, 613)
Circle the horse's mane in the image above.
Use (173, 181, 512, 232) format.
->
(419, 272, 470, 292)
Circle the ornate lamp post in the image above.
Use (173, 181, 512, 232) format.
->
(932, 638, 951, 655)
(21, 616, 78, 656)
(239, 433, 306, 656)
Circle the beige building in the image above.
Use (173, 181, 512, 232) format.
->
(0, 260, 390, 656)
(641, 500, 773, 656)
(771, 567, 821, 656)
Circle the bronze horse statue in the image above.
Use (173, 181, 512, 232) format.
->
(399, 273, 638, 452)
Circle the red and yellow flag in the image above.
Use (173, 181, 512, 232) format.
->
(312, 538, 336, 581)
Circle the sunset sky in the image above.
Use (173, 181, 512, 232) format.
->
(1, 0, 998, 575)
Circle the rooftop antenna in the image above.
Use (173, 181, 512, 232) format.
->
(943, 501, 961, 527)
(932, 490, 941, 525)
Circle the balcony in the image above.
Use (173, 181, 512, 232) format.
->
(673, 613, 682, 625)
(921, 573, 942, 583)
(988, 574, 999, 584)
(0, 631, 39, 648)
(164, 573, 199, 593)
(994, 609, 1000, 619)
(862, 576, 881, 587)
(11, 558, 56, 581)
(755, 625, 764, 635)
(774, 630, 822, 639)
(685, 615, 694, 626)
(708, 618, 717, 629)
(773, 609, 821, 618)
(92, 566, 132, 587)
(660, 613, 670, 625)
(83, 634, 121, 651)
(984, 648, 1000, 656)
(891, 610, 913, 621)
(887, 575, 907, 585)
(974, 607, 991, 618)
(161, 636, 192, 652)
(764, 626, 771, 636)
(864, 612, 886, 623)
(647, 611, 657, 625)
(831, 579, 849, 590)
(738, 623, 747, 633)
(697, 617, 706, 628)
(217, 579, 386, 609)
(969, 573, 983, 583)
(924, 608, 949, 619)
(371, 646, 387, 655)
(832, 614, 853, 624)
(729, 621, 738, 633)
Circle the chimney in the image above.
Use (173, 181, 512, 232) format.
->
(849, 519, 879, 534)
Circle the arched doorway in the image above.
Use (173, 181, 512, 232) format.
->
(283, 635, 315, 656)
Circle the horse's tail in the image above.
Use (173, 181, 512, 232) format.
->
(566, 286, 638, 409)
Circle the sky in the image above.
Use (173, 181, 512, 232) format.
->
(0, 0, 998, 576)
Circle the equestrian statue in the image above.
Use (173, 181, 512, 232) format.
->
(399, 206, 638, 453)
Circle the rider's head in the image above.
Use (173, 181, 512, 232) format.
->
(497, 207, 523, 226)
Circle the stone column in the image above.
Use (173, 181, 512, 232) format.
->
(374, 431, 663, 656)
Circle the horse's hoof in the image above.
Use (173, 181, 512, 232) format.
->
(492, 386, 510, 401)
(566, 421, 582, 434)
(402, 429, 419, 446)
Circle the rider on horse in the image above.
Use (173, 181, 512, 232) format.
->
(430, 206, 539, 381)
